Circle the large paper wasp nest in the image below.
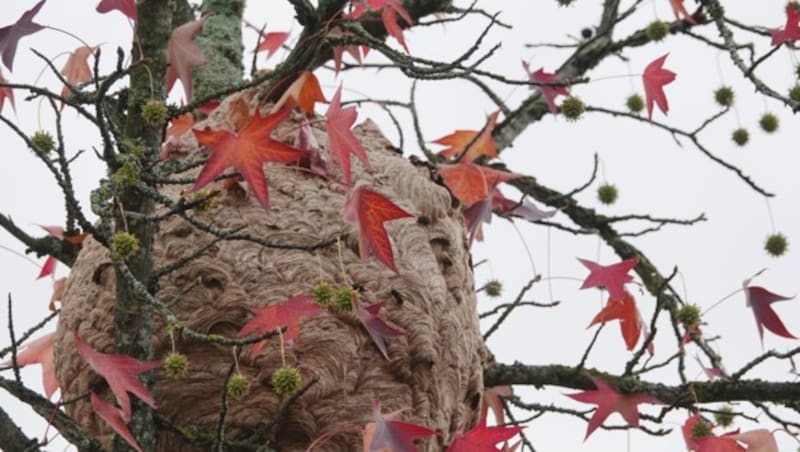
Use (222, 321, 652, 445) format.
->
(54, 91, 484, 450)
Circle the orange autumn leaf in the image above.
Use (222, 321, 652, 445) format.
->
(587, 291, 644, 351)
(270, 70, 326, 115)
(438, 162, 518, 206)
(343, 184, 414, 273)
(227, 97, 251, 131)
(60, 45, 96, 107)
(166, 113, 194, 140)
(433, 110, 499, 161)
(192, 107, 305, 210)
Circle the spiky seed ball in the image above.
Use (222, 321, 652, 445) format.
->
(581, 28, 593, 39)
(714, 406, 735, 427)
(30, 130, 55, 154)
(141, 99, 168, 128)
(691, 419, 713, 439)
(484, 279, 503, 298)
(789, 84, 800, 102)
(271, 366, 302, 396)
(676, 304, 701, 329)
(759, 113, 779, 133)
(111, 162, 140, 188)
(626, 94, 644, 113)
(109, 232, 140, 262)
(190, 188, 217, 213)
(597, 183, 618, 205)
(731, 128, 749, 146)
(227, 373, 250, 400)
(560, 97, 585, 121)
(332, 287, 356, 312)
(312, 282, 335, 307)
(795, 64, 800, 79)
(555, 0, 574, 6)
(163, 352, 189, 379)
(765, 233, 788, 257)
(714, 86, 734, 107)
(646, 20, 669, 41)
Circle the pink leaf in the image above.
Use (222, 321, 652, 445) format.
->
(343, 185, 414, 272)
(326, 85, 373, 186)
(95, 0, 137, 21)
(669, 0, 696, 24)
(728, 429, 778, 452)
(0, 0, 46, 72)
(237, 295, 322, 358)
(73, 333, 160, 422)
(36, 255, 56, 279)
(578, 257, 638, 301)
(166, 15, 209, 102)
(522, 62, 570, 115)
(298, 119, 328, 177)
(1, 332, 58, 398)
(0, 70, 15, 114)
(357, 302, 407, 359)
(744, 285, 796, 342)
(363, 399, 437, 451)
(642, 53, 676, 120)
(447, 414, 523, 452)
(770, 4, 800, 45)
(566, 375, 660, 440)
(91, 392, 143, 452)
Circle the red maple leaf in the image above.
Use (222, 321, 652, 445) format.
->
(744, 285, 796, 342)
(343, 184, 414, 273)
(270, 70, 326, 115)
(357, 302, 407, 359)
(237, 295, 322, 357)
(166, 15, 209, 102)
(60, 46, 96, 108)
(363, 399, 437, 451)
(95, 0, 137, 21)
(566, 375, 660, 440)
(669, 0, 696, 24)
(326, 85, 373, 186)
(432, 110, 500, 161)
(192, 107, 305, 211)
(522, 62, 570, 115)
(0, 0, 46, 72)
(36, 255, 56, 279)
(91, 392, 143, 452)
(438, 163, 518, 206)
(255, 31, 289, 59)
(348, 1, 413, 53)
(682, 414, 745, 452)
(447, 414, 523, 452)
(770, 4, 800, 45)
(1, 332, 57, 398)
(0, 70, 15, 114)
(578, 257, 638, 301)
(73, 332, 160, 422)
(329, 28, 363, 74)
(587, 291, 645, 351)
(39, 224, 88, 244)
(642, 53, 676, 120)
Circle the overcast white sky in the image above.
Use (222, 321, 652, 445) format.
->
(1, 1, 799, 451)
